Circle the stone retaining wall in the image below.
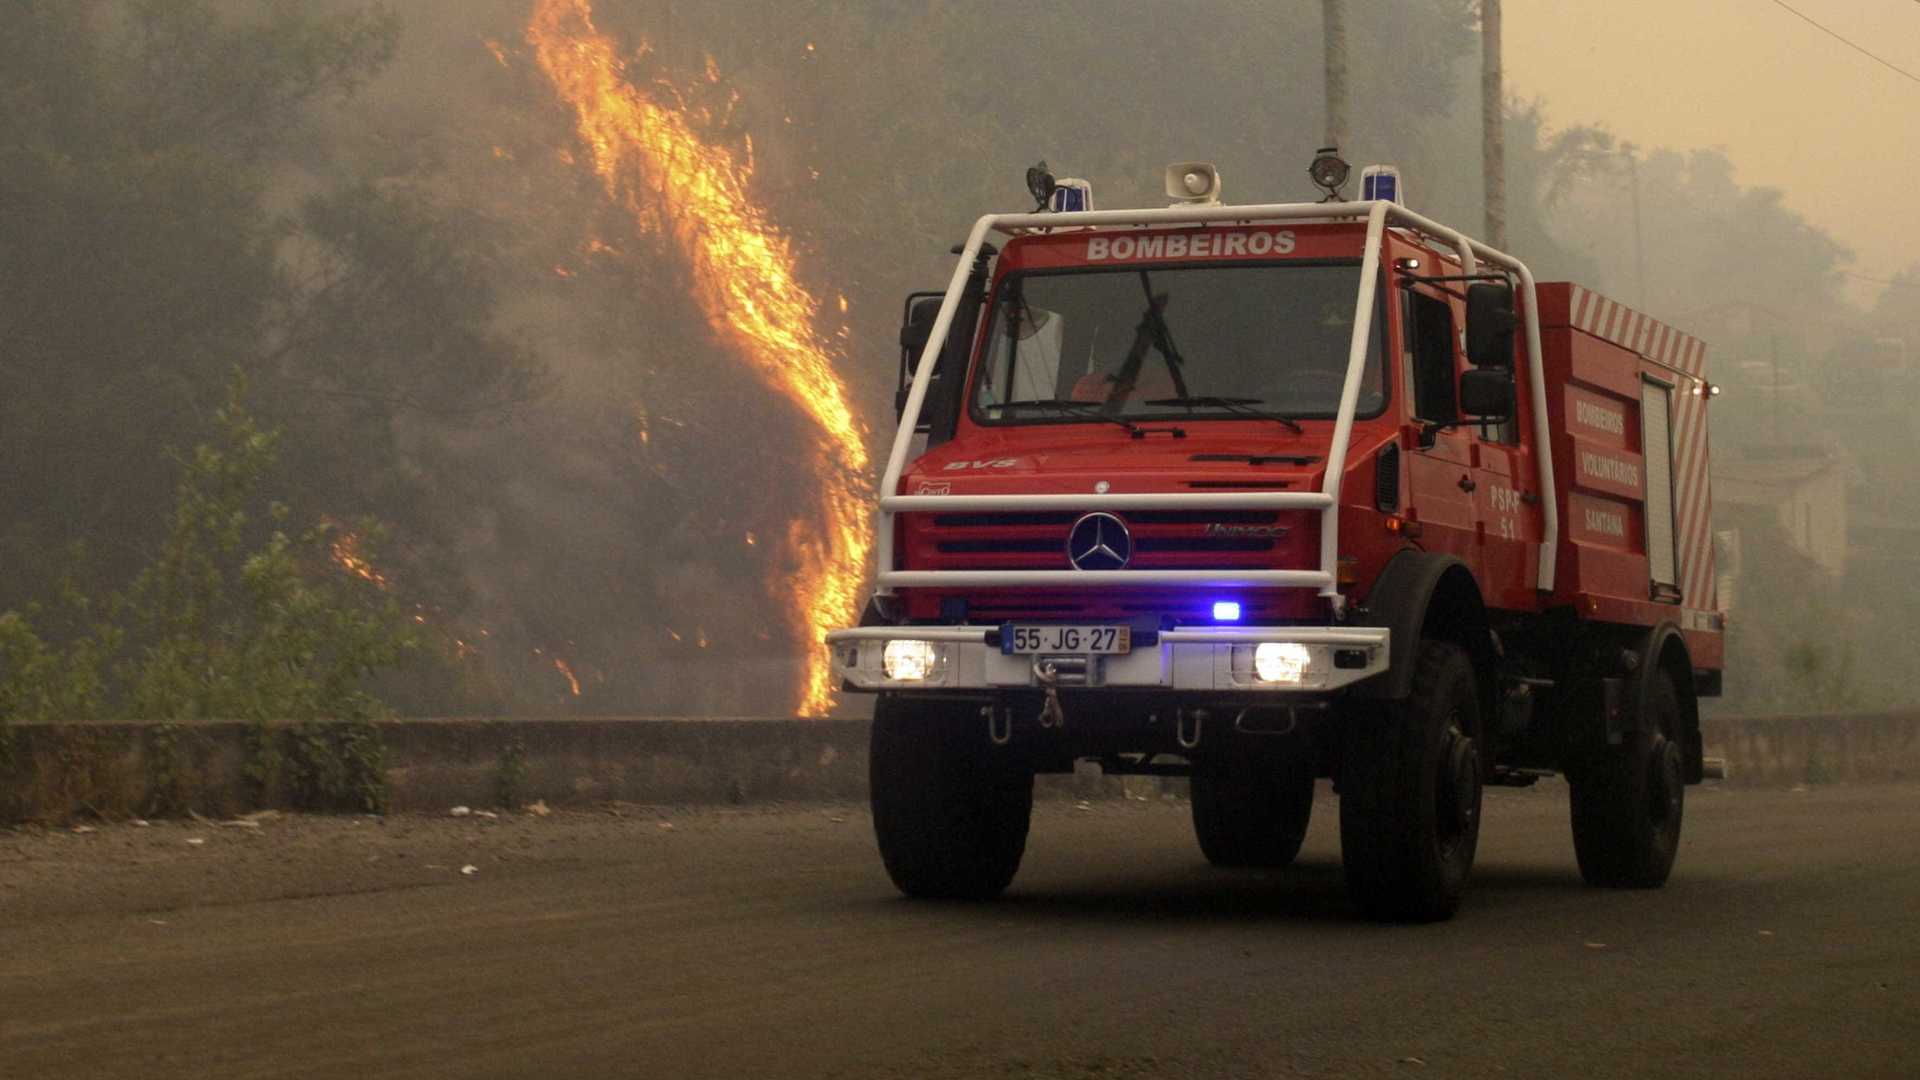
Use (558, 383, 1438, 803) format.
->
(1, 711, 1913, 822)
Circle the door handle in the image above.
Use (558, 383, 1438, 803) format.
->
(1457, 475, 1476, 493)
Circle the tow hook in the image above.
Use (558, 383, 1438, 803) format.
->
(982, 704, 1012, 746)
(1033, 658, 1069, 729)
(1176, 708, 1207, 750)
(1032, 655, 1090, 729)
(1233, 706, 1298, 736)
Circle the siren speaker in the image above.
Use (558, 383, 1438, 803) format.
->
(1164, 162, 1222, 205)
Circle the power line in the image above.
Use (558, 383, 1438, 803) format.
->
(1839, 269, 1920, 289)
(1767, 0, 1920, 85)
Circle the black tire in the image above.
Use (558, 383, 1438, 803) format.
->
(1338, 640, 1483, 922)
(869, 694, 1033, 899)
(1568, 669, 1685, 888)
(1190, 756, 1315, 868)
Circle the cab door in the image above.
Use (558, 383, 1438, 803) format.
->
(1462, 292, 1545, 611)
(1468, 412, 1544, 610)
(1400, 286, 1480, 570)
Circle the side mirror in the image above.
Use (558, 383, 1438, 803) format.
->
(1465, 282, 1517, 367)
(896, 293, 943, 420)
(1459, 367, 1516, 419)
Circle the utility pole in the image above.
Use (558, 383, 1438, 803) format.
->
(1481, 0, 1506, 249)
(1322, 0, 1348, 152)
(1624, 145, 1647, 308)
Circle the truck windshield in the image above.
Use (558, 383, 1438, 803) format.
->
(972, 262, 1384, 425)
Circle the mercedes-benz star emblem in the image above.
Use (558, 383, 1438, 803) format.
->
(1067, 512, 1132, 571)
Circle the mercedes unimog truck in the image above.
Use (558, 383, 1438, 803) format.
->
(828, 154, 1724, 921)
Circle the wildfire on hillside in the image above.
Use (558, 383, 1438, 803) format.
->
(528, 0, 873, 717)
(553, 655, 583, 696)
(328, 529, 391, 590)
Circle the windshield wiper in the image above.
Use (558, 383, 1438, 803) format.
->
(1143, 396, 1304, 434)
(1001, 399, 1145, 436)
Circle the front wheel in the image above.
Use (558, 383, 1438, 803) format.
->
(1338, 641, 1484, 922)
(1568, 669, 1685, 888)
(869, 695, 1033, 899)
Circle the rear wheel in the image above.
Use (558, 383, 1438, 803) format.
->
(1338, 641, 1483, 922)
(1190, 755, 1315, 868)
(1568, 669, 1685, 888)
(869, 695, 1033, 899)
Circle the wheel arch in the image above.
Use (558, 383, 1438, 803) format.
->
(1644, 623, 1704, 784)
(1352, 552, 1496, 725)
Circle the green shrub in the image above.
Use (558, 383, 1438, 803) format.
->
(0, 376, 415, 814)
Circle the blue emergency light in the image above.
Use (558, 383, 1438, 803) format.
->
(1360, 164, 1404, 205)
(1211, 601, 1242, 622)
(1048, 179, 1093, 213)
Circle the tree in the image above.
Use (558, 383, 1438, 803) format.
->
(0, 377, 416, 728)
(0, 1, 541, 696)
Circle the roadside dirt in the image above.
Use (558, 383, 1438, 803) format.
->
(0, 799, 864, 921)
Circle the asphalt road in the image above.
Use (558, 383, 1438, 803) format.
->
(2, 782, 1915, 1079)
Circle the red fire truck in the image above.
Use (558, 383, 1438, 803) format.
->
(828, 156, 1723, 921)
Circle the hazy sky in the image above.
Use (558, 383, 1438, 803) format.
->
(1505, 0, 1919, 307)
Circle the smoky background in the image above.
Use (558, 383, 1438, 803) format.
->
(4, 0, 1913, 717)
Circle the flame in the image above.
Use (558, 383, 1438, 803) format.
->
(329, 531, 391, 589)
(529, 0, 872, 717)
(483, 38, 511, 68)
(631, 401, 652, 447)
(553, 656, 582, 696)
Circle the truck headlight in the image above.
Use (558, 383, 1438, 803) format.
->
(882, 639, 941, 681)
(1253, 642, 1312, 685)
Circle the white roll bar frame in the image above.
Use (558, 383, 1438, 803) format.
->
(878, 199, 1558, 605)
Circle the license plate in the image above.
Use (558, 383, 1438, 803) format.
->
(1001, 624, 1131, 655)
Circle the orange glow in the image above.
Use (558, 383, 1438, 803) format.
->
(529, 0, 872, 717)
(631, 401, 652, 447)
(329, 531, 391, 590)
(553, 656, 582, 696)
(484, 38, 511, 67)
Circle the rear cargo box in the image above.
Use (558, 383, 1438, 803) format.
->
(1535, 284, 1718, 624)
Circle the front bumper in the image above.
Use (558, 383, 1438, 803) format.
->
(826, 625, 1390, 693)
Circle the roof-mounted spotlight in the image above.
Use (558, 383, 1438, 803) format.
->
(1309, 146, 1350, 202)
(1026, 161, 1058, 210)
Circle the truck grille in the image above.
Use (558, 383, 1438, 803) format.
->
(906, 510, 1304, 572)
(905, 587, 1326, 624)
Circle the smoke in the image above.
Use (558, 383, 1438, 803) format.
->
(267, 0, 1590, 716)
(268, 0, 1915, 717)
(263, 0, 851, 716)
